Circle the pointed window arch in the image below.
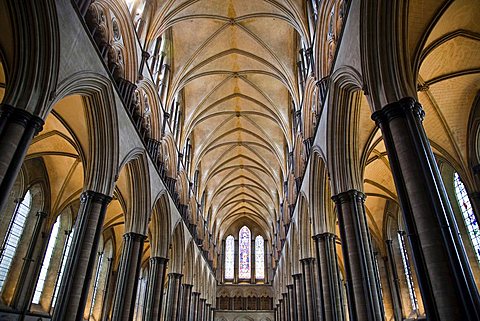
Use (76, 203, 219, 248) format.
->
(239, 226, 251, 279)
(454, 172, 480, 263)
(33, 216, 60, 304)
(0, 190, 32, 291)
(225, 235, 235, 280)
(255, 235, 265, 280)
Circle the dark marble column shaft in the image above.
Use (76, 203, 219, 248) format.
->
(372, 97, 480, 320)
(301, 258, 317, 321)
(287, 284, 296, 321)
(179, 284, 193, 321)
(164, 273, 183, 321)
(293, 273, 306, 321)
(144, 256, 168, 321)
(332, 190, 383, 321)
(111, 232, 146, 321)
(52, 191, 111, 321)
(189, 292, 200, 321)
(0, 105, 44, 214)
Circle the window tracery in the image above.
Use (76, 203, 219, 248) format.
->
(0, 190, 32, 291)
(255, 235, 265, 280)
(239, 226, 251, 279)
(398, 231, 418, 312)
(225, 235, 234, 280)
(454, 172, 480, 263)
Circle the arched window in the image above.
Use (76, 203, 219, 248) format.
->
(89, 240, 113, 320)
(398, 231, 418, 312)
(33, 216, 60, 304)
(255, 235, 265, 280)
(239, 226, 251, 279)
(51, 226, 75, 308)
(225, 235, 234, 280)
(454, 173, 480, 263)
(133, 267, 148, 321)
(0, 190, 32, 291)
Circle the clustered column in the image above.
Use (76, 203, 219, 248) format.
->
(293, 273, 306, 321)
(144, 257, 168, 321)
(300, 257, 316, 321)
(332, 190, 383, 321)
(0, 105, 44, 214)
(52, 191, 112, 321)
(372, 97, 480, 320)
(111, 232, 146, 320)
(313, 232, 345, 321)
(164, 272, 183, 321)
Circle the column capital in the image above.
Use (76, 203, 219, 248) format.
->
(371, 97, 425, 125)
(80, 190, 112, 205)
(286, 284, 294, 290)
(292, 273, 303, 280)
(299, 257, 315, 265)
(192, 291, 201, 296)
(150, 256, 169, 264)
(331, 189, 365, 204)
(0, 104, 45, 133)
(312, 232, 336, 241)
(182, 283, 194, 289)
(168, 272, 183, 279)
(123, 231, 147, 242)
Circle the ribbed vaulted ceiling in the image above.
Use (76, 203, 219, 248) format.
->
(149, 0, 308, 241)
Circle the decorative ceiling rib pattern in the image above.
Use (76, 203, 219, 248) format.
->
(149, 0, 308, 241)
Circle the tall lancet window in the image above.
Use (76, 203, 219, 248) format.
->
(454, 172, 480, 263)
(0, 190, 32, 291)
(239, 226, 251, 279)
(255, 235, 265, 280)
(225, 235, 234, 280)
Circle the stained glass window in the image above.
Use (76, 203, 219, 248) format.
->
(0, 190, 32, 291)
(225, 235, 234, 280)
(398, 232, 418, 311)
(255, 235, 265, 280)
(454, 172, 480, 263)
(33, 216, 60, 304)
(239, 226, 251, 279)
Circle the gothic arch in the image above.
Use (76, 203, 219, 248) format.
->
(118, 149, 151, 234)
(0, 0, 59, 115)
(326, 66, 364, 195)
(149, 191, 171, 258)
(53, 72, 120, 196)
(169, 222, 185, 274)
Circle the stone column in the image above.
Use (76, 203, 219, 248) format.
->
(0, 105, 44, 214)
(11, 211, 47, 311)
(205, 303, 211, 321)
(234, 239, 239, 284)
(385, 240, 403, 321)
(313, 232, 345, 321)
(278, 299, 284, 321)
(189, 292, 200, 321)
(281, 293, 288, 321)
(52, 191, 112, 321)
(221, 240, 225, 283)
(332, 191, 383, 321)
(287, 284, 296, 321)
(251, 239, 256, 283)
(111, 232, 146, 321)
(144, 257, 168, 321)
(293, 273, 306, 321)
(372, 97, 480, 320)
(198, 298, 206, 321)
(301, 258, 316, 321)
(179, 284, 193, 321)
(164, 273, 183, 321)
